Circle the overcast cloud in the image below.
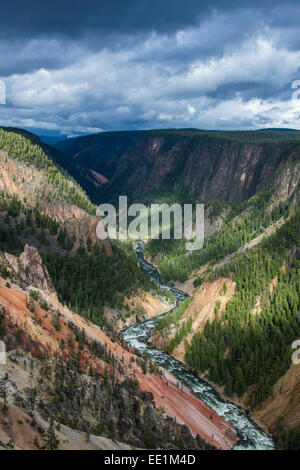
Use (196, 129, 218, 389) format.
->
(1, 0, 300, 135)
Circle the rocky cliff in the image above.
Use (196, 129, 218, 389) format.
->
(0, 150, 110, 254)
(254, 363, 300, 434)
(150, 277, 236, 360)
(54, 129, 300, 204)
(0, 245, 237, 450)
(15, 245, 54, 294)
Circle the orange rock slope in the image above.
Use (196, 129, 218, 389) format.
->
(0, 277, 238, 449)
(151, 277, 235, 362)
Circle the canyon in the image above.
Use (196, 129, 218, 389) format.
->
(0, 127, 299, 450)
(54, 129, 300, 204)
(0, 244, 236, 449)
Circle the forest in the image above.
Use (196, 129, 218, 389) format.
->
(44, 242, 149, 327)
(145, 187, 291, 282)
(0, 190, 150, 329)
(0, 129, 96, 214)
(184, 206, 300, 408)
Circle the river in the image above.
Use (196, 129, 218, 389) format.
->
(121, 240, 274, 450)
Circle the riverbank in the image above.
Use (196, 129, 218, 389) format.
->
(121, 240, 274, 450)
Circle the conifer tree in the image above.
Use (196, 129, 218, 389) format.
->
(42, 417, 60, 450)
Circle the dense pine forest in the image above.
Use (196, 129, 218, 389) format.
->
(0, 203, 149, 331)
(0, 129, 96, 214)
(185, 207, 300, 407)
(44, 242, 149, 327)
(145, 188, 291, 282)
(276, 426, 300, 450)
(0, 146, 150, 331)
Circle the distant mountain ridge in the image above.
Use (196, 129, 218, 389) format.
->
(53, 128, 300, 204)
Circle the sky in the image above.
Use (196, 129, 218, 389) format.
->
(1, 0, 300, 136)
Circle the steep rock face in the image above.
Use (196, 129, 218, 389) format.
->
(0, 151, 111, 254)
(18, 245, 54, 294)
(0, 400, 133, 450)
(0, 280, 236, 450)
(150, 277, 236, 360)
(0, 249, 238, 450)
(1, 245, 54, 294)
(254, 363, 300, 433)
(104, 291, 174, 333)
(269, 159, 300, 211)
(54, 130, 300, 204)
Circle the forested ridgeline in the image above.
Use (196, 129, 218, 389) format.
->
(184, 206, 300, 409)
(145, 184, 296, 283)
(0, 128, 96, 214)
(0, 191, 150, 331)
(154, 297, 193, 354)
(54, 128, 300, 207)
(0, 132, 153, 328)
(0, 191, 76, 253)
(44, 242, 150, 329)
(276, 426, 300, 450)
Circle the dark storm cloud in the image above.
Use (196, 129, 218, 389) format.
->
(1, 0, 300, 132)
(0, 39, 88, 76)
(0, 0, 289, 39)
(0, 0, 217, 38)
